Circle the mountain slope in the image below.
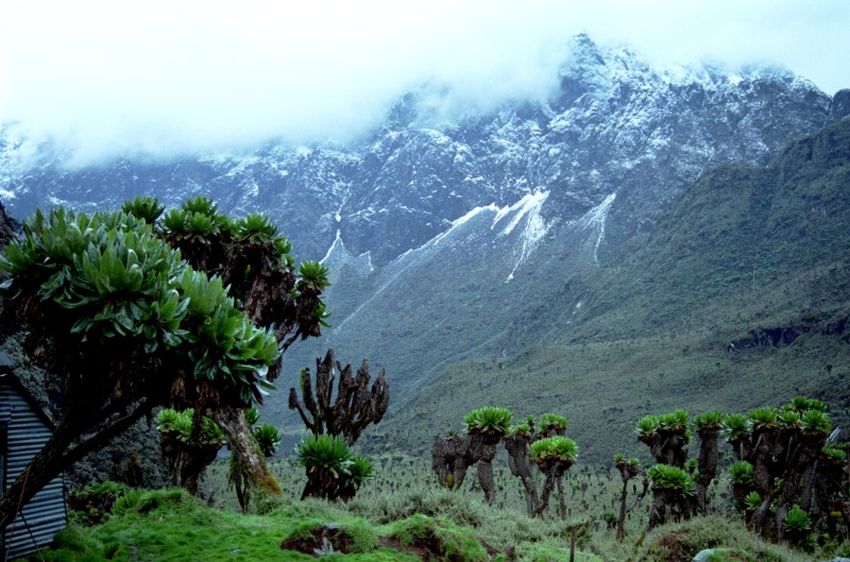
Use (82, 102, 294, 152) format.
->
(264, 38, 835, 412)
(376, 116, 850, 463)
(0, 35, 843, 444)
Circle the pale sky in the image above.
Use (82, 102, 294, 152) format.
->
(1, 0, 848, 165)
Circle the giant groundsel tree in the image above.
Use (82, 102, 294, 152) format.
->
(0, 198, 328, 527)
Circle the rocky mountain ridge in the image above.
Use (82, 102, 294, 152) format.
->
(1, 34, 846, 416)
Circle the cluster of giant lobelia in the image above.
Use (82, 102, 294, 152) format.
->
(0, 196, 329, 526)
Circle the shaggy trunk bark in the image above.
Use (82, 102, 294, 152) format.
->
(534, 472, 557, 517)
(751, 428, 778, 496)
(301, 467, 336, 500)
(214, 406, 281, 495)
(555, 476, 566, 519)
(503, 435, 538, 516)
(648, 486, 671, 529)
(431, 435, 470, 490)
(534, 462, 567, 518)
(766, 431, 825, 539)
(616, 481, 628, 542)
(477, 461, 495, 505)
(695, 428, 720, 514)
(179, 444, 221, 496)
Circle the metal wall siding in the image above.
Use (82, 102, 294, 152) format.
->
(1, 383, 67, 560)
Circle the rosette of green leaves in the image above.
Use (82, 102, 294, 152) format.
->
(748, 407, 778, 430)
(463, 407, 512, 435)
(343, 455, 374, 488)
(779, 408, 801, 429)
(156, 408, 182, 433)
(1, 208, 188, 348)
(529, 436, 579, 465)
(800, 410, 831, 435)
(658, 409, 689, 432)
(723, 413, 750, 440)
(539, 413, 568, 432)
(783, 505, 811, 534)
(253, 423, 281, 457)
(162, 197, 233, 241)
(647, 464, 695, 494)
(245, 407, 261, 427)
(788, 396, 826, 414)
(730, 461, 754, 485)
(694, 411, 724, 430)
(297, 260, 331, 294)
(635, 415, 660, 438)
(234, 213, 294, 268)
(296, 435, 351, 474)
(744, 491, 762, 510)
(508, 421, 531, 437)
(156, 408, 223, 445)
(614, 453, 640, 469)
(122, 196, 165, 225)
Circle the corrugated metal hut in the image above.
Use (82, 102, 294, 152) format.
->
(0, 349, 67, 560)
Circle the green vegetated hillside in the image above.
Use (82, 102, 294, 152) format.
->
(375, 117, 850, 463)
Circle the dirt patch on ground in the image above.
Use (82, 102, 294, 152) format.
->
(280, 524, 356, 556)
(381, 529, 502, 561)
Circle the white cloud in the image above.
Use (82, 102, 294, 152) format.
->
(1, 0, 847, 165)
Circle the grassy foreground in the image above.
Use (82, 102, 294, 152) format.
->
(36, 456, 846, 562)
(38, 487, 602, 561)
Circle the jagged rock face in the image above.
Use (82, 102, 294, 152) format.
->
(0, 200, 16, 247)
(829, 89, 850, 121)
(0, 34, 837, 403)
(0, 35, 831, 264)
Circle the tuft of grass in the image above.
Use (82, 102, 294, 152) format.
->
(638, 515, 813, 562)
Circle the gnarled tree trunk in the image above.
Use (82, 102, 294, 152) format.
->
(504, 434, 538, 516)
(214, 406, 280, 495)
